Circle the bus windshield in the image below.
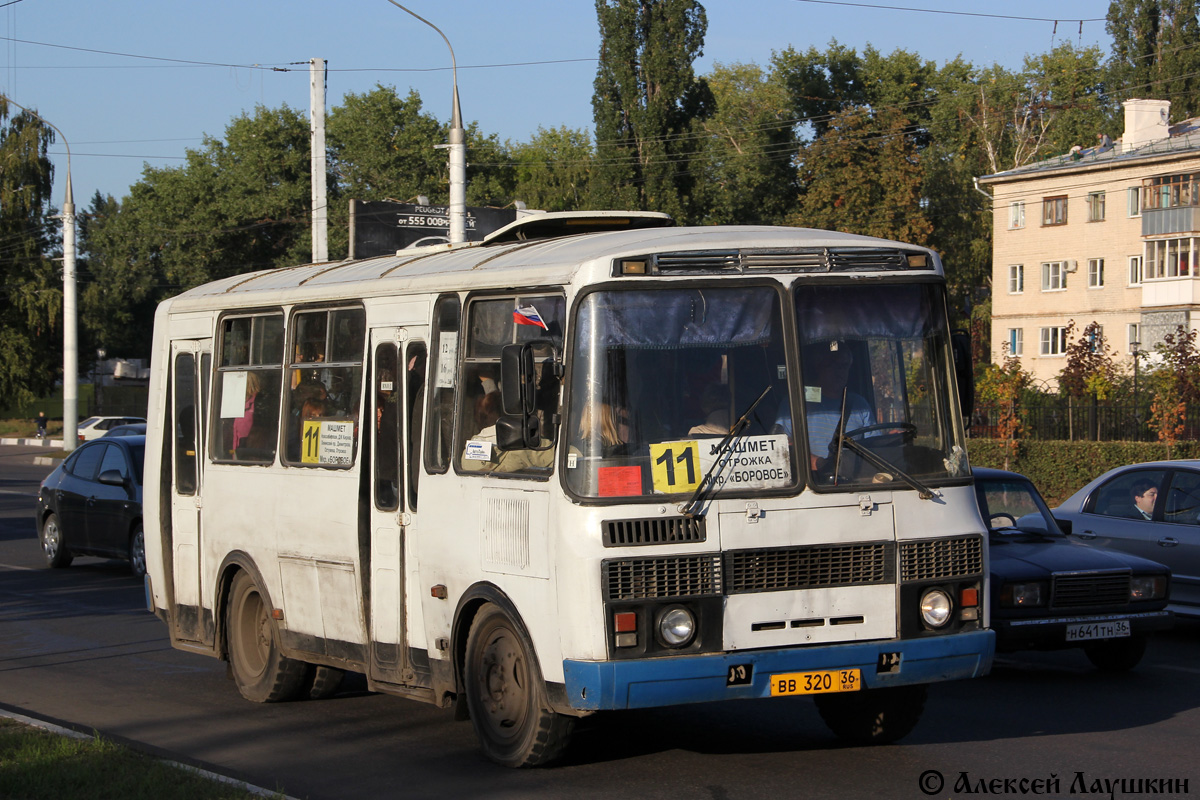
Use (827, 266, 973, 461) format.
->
(793, 282, 968, 489)
(565, 285, 795, 500)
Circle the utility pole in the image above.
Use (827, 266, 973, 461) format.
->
(386, 1, 466, 244)
(310, 58, 329, 263)
(0, 95, 77, 450)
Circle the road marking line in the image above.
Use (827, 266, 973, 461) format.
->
(0, 489, 38, 497)
(0, 562, 35, 571)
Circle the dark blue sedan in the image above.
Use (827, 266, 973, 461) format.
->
(36, 435, 145, 577)
(974, 467, 1173, 671)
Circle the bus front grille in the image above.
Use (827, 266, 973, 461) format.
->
(1052, 573, 1130, 608)
(724, 542, 893, 594)
(899, 536, 984, 582)
(603, 517, 707, 547)
(603, 555, 723, 600)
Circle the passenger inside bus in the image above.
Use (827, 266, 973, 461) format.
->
(776, 341, 873, 472)
(687, 384, 731, 436)
(461, 390, 554, 473)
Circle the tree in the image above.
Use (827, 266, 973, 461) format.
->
(791, 107, 933, 246)
(1146, 325, 1200, 455)
(509, 126, 594, 212)
(1108, 0, 1200, 119)
(977, 346, 1033, 470)
(591, 0, 711, 220)
(0, 99, 60, 407)
(1058, 321, 1118, 400)
(691, 61, 798, 225)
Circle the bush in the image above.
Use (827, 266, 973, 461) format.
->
(968, 439, 1200, 505)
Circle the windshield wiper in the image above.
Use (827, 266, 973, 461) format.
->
(680, 385, 772, 518)
(827, 388, 938, 500)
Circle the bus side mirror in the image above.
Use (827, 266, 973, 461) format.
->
(500, 343, 536, 416)
(951, 329, 974, 420)
(496, 414, 539, 450)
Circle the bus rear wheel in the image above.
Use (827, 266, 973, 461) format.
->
(463, 603, 575, 767)
(814, 684, 927, 745)
(225, 571, 306, 703)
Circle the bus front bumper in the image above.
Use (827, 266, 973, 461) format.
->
(561, 629, 995, 711)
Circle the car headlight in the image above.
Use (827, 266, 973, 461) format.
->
(656, 605, 696, 648)
(920, 588, 953, 628)
(1130, 575, 1167, 601)
(999, 581, 1046, 608)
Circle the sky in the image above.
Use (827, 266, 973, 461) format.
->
(0, 0, 1115, 207)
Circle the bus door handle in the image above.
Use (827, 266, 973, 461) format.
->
(1158, 537, 1180, 548)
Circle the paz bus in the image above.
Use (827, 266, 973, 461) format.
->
(142, 212, 993, 767)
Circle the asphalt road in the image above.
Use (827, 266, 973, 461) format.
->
(2, 443, 1198, 799)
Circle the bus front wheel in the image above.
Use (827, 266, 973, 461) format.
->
(814, 683, 927, 745)
(463, 602, 575, 767)
(225, 571, 306, 703)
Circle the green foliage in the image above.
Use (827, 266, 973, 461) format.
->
(976, 347, 1033, 468)
(0, 99, 61, 407)
(509, 126, 594, 211)
(969, 438, 1200, 505)
(1108, 0, 1200, 119)
(591, 0, 712, 220)
(791, 106, 933, 245)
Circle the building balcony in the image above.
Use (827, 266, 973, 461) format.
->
(1142, 275, 1200, 307)
(1143, 206, 1200, 236)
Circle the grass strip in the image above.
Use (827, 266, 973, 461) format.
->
(0, 718, 284, 800)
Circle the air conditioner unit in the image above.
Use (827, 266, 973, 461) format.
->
(1065, 260, 1078, 273)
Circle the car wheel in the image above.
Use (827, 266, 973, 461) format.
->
(1084, 635, 1147, 672)
(814, 684, 928, 745)
(128, 523, 146, 579)
(303, 664, 346, 700)
(40, 513, 73, 569)
(225, 571, 307, 703)
(464, 602, 575, 767)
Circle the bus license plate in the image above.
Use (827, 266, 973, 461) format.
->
(1065, 619, 1131, 642)
(770, 668, 861, 696)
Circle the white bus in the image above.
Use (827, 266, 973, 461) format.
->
(143, 213, 993, 767)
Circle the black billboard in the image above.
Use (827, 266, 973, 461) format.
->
(349, 200, 518, 258)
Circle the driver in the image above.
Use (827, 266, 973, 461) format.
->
(776, 341, 873, 471)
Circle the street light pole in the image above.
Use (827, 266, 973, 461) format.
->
(386, 1, 466, 244)
(0, 95, 77, 450)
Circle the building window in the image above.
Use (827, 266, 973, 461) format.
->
(1087, 191, 1106, 222)
(1142, 172, 1200, 210)
(1088, 258, 1105, 288)
(1145, 237, 1199, 279)
(1128, 323, 1140, 354)
(1040, 326, 1067, 356)
(1043, 196, 1068, 226)
(1008, 264, 1024, 293)
(1129, 255, 1143, 285)
(1008, 328, 1024, 356)
(1128, 186, 1142, 217)
(1041, 261, 1067, 291)
(1008, 201, 1025, 229)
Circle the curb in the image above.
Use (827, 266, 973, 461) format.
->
(0, 708, 299, 799)
(0, 437, 64, 447)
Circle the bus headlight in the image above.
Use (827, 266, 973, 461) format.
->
(920, 588, 953, 628)
(656, 605, 696, 647)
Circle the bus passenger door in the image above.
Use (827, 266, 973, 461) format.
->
(366, 328, 425, 685)
(168, 339, 210, 643)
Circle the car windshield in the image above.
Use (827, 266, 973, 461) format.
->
(565, 285, 795, 500)
(792, 283, 969, 489)
(976, 478, 1061, 536)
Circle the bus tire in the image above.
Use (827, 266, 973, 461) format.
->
(303, 664, 346, 700)
(40, 513, 73, 568)
(225, 570, 306, 703)
(814, 683, 927, 745)
(463, 602, 575, 767)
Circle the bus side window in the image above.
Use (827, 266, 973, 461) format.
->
(457, 294, 563, 476)
(285, 307, 365, 468)
(406, 342, 426, 510)
(174, 352, 197, 494)
(212, 312, 284, 465)
(374, 343, 401, 511)
(425, 295, 460, 474)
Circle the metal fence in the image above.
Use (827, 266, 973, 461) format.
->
(970, 400, 1200, 442)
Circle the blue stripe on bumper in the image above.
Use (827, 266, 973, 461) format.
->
(562, 630, 995, 711)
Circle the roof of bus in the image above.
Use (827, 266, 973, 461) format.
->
(163, 224, 942, 310)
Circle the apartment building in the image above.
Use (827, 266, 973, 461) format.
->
(978, 99, 1200, 386)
